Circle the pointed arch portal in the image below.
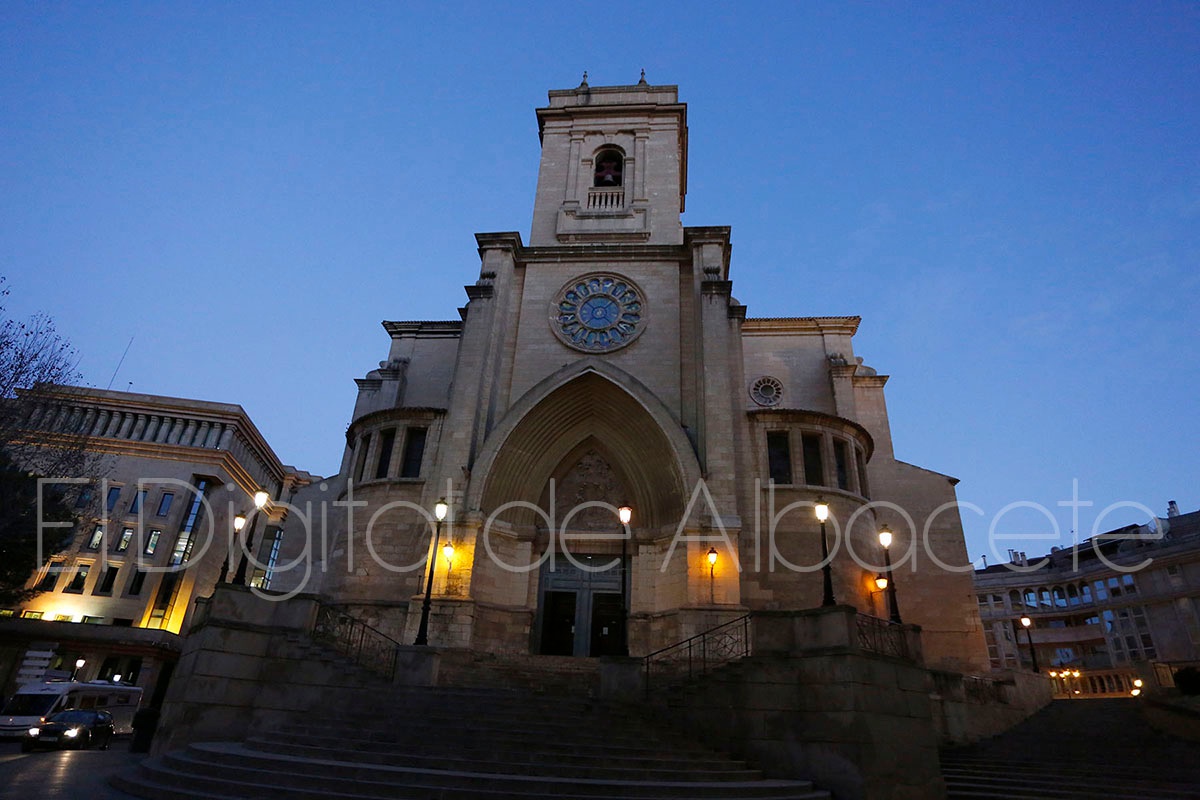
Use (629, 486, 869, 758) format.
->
(472, 364, 699, 530)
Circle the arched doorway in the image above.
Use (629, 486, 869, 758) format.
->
(471, 366, 700, 656)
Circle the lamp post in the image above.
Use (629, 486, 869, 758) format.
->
(233, 488, 270, 585)
(70, 658, 85, 681)
(414, 498, 449, 646)
(878, 525, 902, 624)
(707, 547, 718, 604)
(218, 512, 247, 584)
(815, 499, 835, 606)
(1019, 615, 1039, 673)
(618, 505, 633, 656)
(872, 573, 889, 615)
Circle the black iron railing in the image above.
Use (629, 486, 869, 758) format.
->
(311, 604, 400, 681)
(855, 612, 912, 660)
(643, 615, 751, 695)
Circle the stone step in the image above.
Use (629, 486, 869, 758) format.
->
(123, 743, 828, 800)
(246, 732, 738, 770)
(942, 772, 1197, 800)
(243, 737, 764, 782)
(277, 716, 694, 745)
(939, 755, 1200, 783)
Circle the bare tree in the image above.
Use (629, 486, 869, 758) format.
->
(0, 277, 104, 604)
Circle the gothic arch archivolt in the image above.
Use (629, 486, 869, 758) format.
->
(470, 361, 699, 530)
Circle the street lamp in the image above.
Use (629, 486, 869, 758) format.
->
(1019, 615, 1039, 673)
(218, 513, 248, 582)
(878, 525, 902, 624)
(70, 658, 85, 681)
(815, 499, 835, 606)
(234, 488, 270, 585)
(617, 505, 633, 656)
(707, 547, 718, 604)
(414, 498, 449, 646)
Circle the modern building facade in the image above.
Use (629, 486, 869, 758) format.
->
(0, 386, 308, 703)
(974, 503, 1200, 696)
(272, 78, 990, 673)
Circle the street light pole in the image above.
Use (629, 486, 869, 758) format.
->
(707, 547, 718, 604)
(878, 525, 902, 624)
(218, 512, 247, 585)
(815, 499, 835, 606)
(414, 498, 449, 646)
(618, 505, 633, 656)
(234, 489, 270, 586)
(1020, 615, 1040, 673)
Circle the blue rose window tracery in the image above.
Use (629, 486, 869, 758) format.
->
(555, 276, 642, 352)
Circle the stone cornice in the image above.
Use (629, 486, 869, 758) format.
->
(742, 316, 862, 336)
(381, 321, 464, 338)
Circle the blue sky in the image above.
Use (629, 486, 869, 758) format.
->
(2, 2, 1197, 563)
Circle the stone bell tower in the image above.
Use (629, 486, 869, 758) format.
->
(529, 72, 688, 246)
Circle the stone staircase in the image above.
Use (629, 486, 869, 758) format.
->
(940, 698, 1200, 799)
(112, 640, 829, 800)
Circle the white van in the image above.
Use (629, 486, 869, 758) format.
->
(0, 681, 143, 737)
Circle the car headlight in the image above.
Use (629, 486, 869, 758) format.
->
(64, 728, 79, 738)
(27, 728, 40, 737)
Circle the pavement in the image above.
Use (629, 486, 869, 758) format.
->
(0, 738, 143, 800)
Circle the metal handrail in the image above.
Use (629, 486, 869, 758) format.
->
(643, 614, 751, 696)
(311, 604, 400, 682)
(855, 612, 912, 660)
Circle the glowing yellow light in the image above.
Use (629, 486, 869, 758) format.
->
(1049, 671, 1058, 677)
(1131, 688, 1141, 697)
(618, 505, 633, 525)
(442, 543, 455, 562)
(815, 501, 829, 522)
(233, 513, 247, 532)
(253, 489, 269, 509)
(1020, 616, 1032, 628)
(707, 547, 718, 566)
(1133, 678, 1143, 688)
(434, 499, 449, 521)
(1072, 670, 1081, 678)
(875, 574, 889, 591)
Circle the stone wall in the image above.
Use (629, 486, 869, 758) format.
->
(654, 607, 946, 800)
(929, 668, 1052, 745)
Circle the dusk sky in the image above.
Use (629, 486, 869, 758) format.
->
(2, 3, 1197, 564)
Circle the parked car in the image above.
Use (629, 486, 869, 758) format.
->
(21, 709, 115, 752)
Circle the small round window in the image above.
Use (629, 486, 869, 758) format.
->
(750, 376, 784, 407)
(593, 149, 624, 187)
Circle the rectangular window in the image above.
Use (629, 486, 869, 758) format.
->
(106, 487, 122, 512)
(766, 431, 792, 484)
(801, 434, 825, 486)
(169, 478, 210, 568)
(86, 525, 105, 550)
(855, 449, 870, 497)
(374, 428, 397, 479)
(54, 613, 73, 622)
(65, 564, 91, 593)
(82, 616, 104, 624)
(21, 610, 44, 619)
(143, 530, 161, 556)
(127, 570, 146, 596)
(353, 433, 372, 482)
(35, 564, 61, 591)
(128, 490, 148, 515)
(834, 440, 850, 490)
(400, 427, 428, 478)
(156, 492, 174, 517)
(251, 528, 284, 589)
(116, 528, 133, 552)
(112, 618, 133, 627)
(74, 487, 94, 510)
(95, 566, 120, 595)
(1122, 574, 1137, 593)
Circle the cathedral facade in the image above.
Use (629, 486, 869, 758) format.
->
(293, 79, 988, 673)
